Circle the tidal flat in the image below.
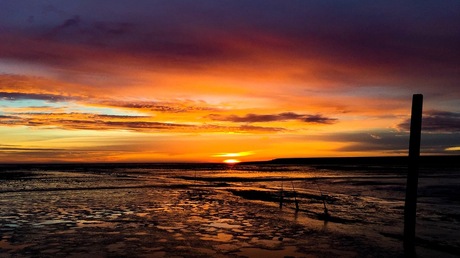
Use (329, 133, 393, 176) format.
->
(0, 162, 459, 257)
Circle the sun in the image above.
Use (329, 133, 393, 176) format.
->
(223, 159, 240, 164)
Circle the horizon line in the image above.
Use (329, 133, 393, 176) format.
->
(0, 154, 458, 165)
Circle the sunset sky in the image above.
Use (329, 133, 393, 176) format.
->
(1, 1, 459, 163)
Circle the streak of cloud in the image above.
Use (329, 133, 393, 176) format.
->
(100, 100, 220, 113)
(208, 112, 337, 124)
(398, 110, 460, 133)
(1, 112, 286, 133)
(0, 92, 75, 102)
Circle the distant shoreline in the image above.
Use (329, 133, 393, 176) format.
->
(241, 155, 460, 167)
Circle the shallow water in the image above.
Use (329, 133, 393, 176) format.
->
(0, 163, 459, 257)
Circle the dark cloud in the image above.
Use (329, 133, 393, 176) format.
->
(0, 115, 17, 119)
(26, 116, 194, 132)
(56, 15, 81, 30)
(0, 112, 189, 131)
(26, 14, 237, 67)
(209, 113, 282, 123)
(200, 124, 285, 133)
(208, 112, 337, 124)
(335, 133, 409, 154)
(0, 92, 74, 102)
(0, 89, 217, 114)
(103, 100, 218, 113)
(322, 130, 460, 154)
(398, 110, 460, 132)
(0, 115, 23, 125)
(238, 125, 285, 133)
(2, 112, 286, 133)
(302, 114, 338, 124)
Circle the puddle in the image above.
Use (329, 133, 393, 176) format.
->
(3, 223, 20, 228)
(209, 222, 241, 229)
(156, 225, 185, 231)
(76, 220, 114, 228)
(200, 232, 234, 242)
(37, 219, 74, 225)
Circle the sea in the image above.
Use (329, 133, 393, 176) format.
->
(0, 157, 459, 257)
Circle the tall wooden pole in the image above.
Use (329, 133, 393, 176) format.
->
(404, 94, 423, 254)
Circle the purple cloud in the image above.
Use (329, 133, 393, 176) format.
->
(208, 112, 337, 124)
(0, 92, 74, 102)
(398, 110, 460, 133)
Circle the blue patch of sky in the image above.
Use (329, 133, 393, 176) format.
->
(0, 99, 55, 109)
(67, 105, 146, 116)
(0, 99, 145, 117)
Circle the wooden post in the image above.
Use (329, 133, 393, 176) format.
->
(404, 94, 423, 254)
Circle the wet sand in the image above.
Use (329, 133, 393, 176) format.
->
(0, 168, 457, 257)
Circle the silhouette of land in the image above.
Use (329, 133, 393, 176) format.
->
(242, 155, 460, 169)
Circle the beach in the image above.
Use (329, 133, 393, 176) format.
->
(0, 161, 459, 257)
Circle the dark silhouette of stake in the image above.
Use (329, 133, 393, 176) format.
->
(404, 94, 423, 255)
(316, 184, 329, 219)
(291, 181, 299, 212)
(279, 179, 284, 209)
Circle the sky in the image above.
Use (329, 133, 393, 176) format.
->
(0, 1, 459, 163)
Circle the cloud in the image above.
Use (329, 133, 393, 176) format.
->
(0, 115, 23, 125)
(0, 74, 106, 99)
(0, 88, 220, 116)
(48, 15, 82, 37)
(1, 112, 286, 133)
(398, 110, 460, 132)
(208, 112, 337, 124)
(321, 130, 460, 155)
(12, 113, 193, 132)
(101, 100, 219, 113)
(0, 144, 63, 152)
(315, 131, 407, 153)
(237, 125, 286, 132)
(2, 1, 459, 95)
(302, 114, 338, 124)
(0, 92, 74, 102)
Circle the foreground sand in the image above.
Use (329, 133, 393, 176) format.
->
(0, 169, 457, 257)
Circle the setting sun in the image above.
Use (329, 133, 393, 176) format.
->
(223, 159, 241, 164)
